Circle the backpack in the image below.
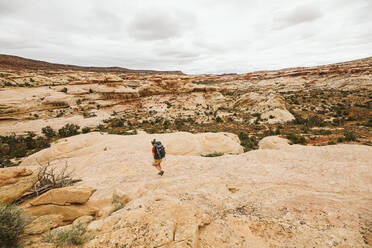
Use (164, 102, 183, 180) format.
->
(154, 141, 166, 159)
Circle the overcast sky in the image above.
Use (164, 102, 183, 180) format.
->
(0, 0, 371, 74)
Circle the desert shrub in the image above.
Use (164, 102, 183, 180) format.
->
(0, 204, 26, 248)
(201, 152, 224, 157)
(306, 115, 326, 127)
(58, 124, 80, 137)
(60, 87, 67, 93)
(0, 157, 13, 168)
(174, 118, 185, 129)
(164, 101, 172, 108)
(193, 80, 216, 85)
(238, 132, 258, 152)
(364, 118, 372, 127)
(89, 88, 94, 93)
(286, 133, 306, 145)
(43, 222, 88, 246)
(163, 120, 171, 129)
(76, 99, 82, 105)
(274, 126, 281, 135)
(313, 129, 332, 135)
(82, 127, 91, 134)
(42, 126, 56, 139)
(96, 124, 105, 131)
(0, 133, 50, 159)
(56, 110, 65, 117)
(216, 116, 223, 123)
(104, 118, 125, 128)
(290, 110, 306, 125)
(344, 130, 357, 141)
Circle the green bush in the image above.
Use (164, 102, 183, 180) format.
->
(216, 116, 223, 123)
(43, 222, 88, 246)
(238, 132, 258, 152)
(0, 133, 50, 159)
(82, 127, 91, 134)
(364, 118, 372, 127)
(58, 124, 80, 137)
(201, 152, 224, 157)
(313, 129, 332, 135)
(0, 204, 26, 248)
(60, 87, 68, 93)
(104, 118, 125, 128)
(286, 133, 306, 145)
(42, 126, 56, 139)
(344, 130, 357, 141)
(163, 120, 171, 129)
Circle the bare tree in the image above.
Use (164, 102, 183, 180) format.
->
(15, 160, 81, 204)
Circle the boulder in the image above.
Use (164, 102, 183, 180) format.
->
(24, 214, 64, 235)
(258, 136, 290, 150)
(72, 215, 94, 227)
(25, 204, 98, 222)
(30, 186, 96, 206)
(0, 167, 33, 187)
(0, 167, 37, 204)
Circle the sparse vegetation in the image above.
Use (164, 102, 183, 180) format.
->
(0, 132, 50, 166)
(364, 118, 372, 127)
(82, 127, 91, 133)
(238, 132, 258, 152)
(286, 133, 306, 145)
(43, 222, 89, 246)
(201, 152, 224, 157)
(60, 87, 68, 93)
(193, 80, 216, 85)
(58, 123, 80, 137)
(42, 126, 56, 139)
(343, 129, 357, 142)
(0, 204, 27, 248)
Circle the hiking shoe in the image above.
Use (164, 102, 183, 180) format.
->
(159, 170, 164, 176)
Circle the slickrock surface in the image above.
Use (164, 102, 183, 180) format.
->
(20, 133, 372, 247)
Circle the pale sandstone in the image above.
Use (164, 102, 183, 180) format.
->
(30, 186, 95, 206)
(0, 167, 37, 204)
(0, 167, 33, 187)
(24, 214, 64, 235)
(72, 215, 94, 226)
(25, 204, 97, 222)
(14, 133, 372, 247)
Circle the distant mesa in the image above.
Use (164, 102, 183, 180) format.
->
(0, 54, 184, 75)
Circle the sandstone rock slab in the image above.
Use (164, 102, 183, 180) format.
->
(0, 167, 37, 204)
(30, 186, 96, 206)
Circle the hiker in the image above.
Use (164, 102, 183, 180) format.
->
(152, 139, 165, 176)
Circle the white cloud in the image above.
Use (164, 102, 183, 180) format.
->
(0, 0, 370, 74)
